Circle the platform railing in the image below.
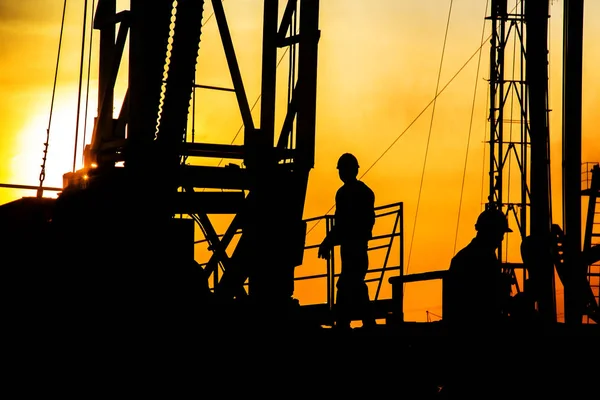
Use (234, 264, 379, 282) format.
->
(299, 202, 404, 312)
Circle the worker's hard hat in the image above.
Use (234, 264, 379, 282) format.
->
(337, 153, 359, 169)
(475, 208, 513, 233)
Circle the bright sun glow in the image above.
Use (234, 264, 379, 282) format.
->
(11, 100, 92, 192)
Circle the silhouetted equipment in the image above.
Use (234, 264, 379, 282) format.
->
(388, 0, 599, 328)
(582, 163, 600, 323)
(562, 0, 585, 325)
(300, 202, 403, 326)
(0, 197, 54, 259)
(55, 0, 321, 320)
(486, 0, 557, 322)
(1, 1, 599, 364)
(550, 223, 600, 324)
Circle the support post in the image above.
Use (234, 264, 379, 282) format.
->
(562, 0, 585, 325)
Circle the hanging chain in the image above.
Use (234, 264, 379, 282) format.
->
(37, 131, 50, 198)
(38, 0, 68, 198)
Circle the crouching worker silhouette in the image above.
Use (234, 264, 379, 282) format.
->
(318, 153, 376, 330)
(444, 207, 513, 329)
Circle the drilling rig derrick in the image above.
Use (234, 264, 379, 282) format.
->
(53, 0, 321, 326)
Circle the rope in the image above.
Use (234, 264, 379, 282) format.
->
(406, 0, 454, 274)
(37, 0, 68, 198)
(72, 0, 89, 172)
(306, 26, 493, 237)
(307, 1, 526, 245)
(202, 0, 224, 27)
(452, 0, 489, 254)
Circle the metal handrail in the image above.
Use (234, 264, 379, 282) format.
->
(297, 202, 404, 310)
(198, 202, 404, 309)
(581, 161, 599, 191)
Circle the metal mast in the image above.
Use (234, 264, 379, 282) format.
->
(59, 0, 321, 323)
(487, 0, 556, 321)
(562, 0, 586, 325)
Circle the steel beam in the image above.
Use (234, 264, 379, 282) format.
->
(562, 0, 585, 325)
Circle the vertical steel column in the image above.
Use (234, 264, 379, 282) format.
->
(128, 0, 173, 168)
(526, 0, 556, 322)
(488, 0, 529, 263)
(243, 0, 320, 315)
(487, 1, 558, 317)
(562, 0, 585, 325)
(283, 1, 320, 270)
(246, 0, 279, 302)
(488, 0, 506, 218)
(326, 216, 333, 309)
(258, 0, 279, 155)
(295, 0, 319, 170)
(96, 0, 116, 147)
(488, 2, 498, 208)
(399, 202, 404, 322)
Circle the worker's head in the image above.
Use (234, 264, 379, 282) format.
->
(475, 207, 512, 248)
(337, 153, 359, 183)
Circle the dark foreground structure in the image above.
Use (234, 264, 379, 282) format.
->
(0, 1, 599, 396)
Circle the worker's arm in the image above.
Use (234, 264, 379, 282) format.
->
(318, 215, 339, 259)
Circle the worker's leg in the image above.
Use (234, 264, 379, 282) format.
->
(340, 243, 375, 327)
(358, 282, 376, 327)
(335, 276, 352, 329)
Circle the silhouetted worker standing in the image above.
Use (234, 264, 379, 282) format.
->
(318, 153, 376, 330)
(444, 207, 513, 327)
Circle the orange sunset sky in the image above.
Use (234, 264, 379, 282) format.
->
(0, 1, 598, 322)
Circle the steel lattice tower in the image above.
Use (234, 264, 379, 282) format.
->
(487, 0, 556, 321)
